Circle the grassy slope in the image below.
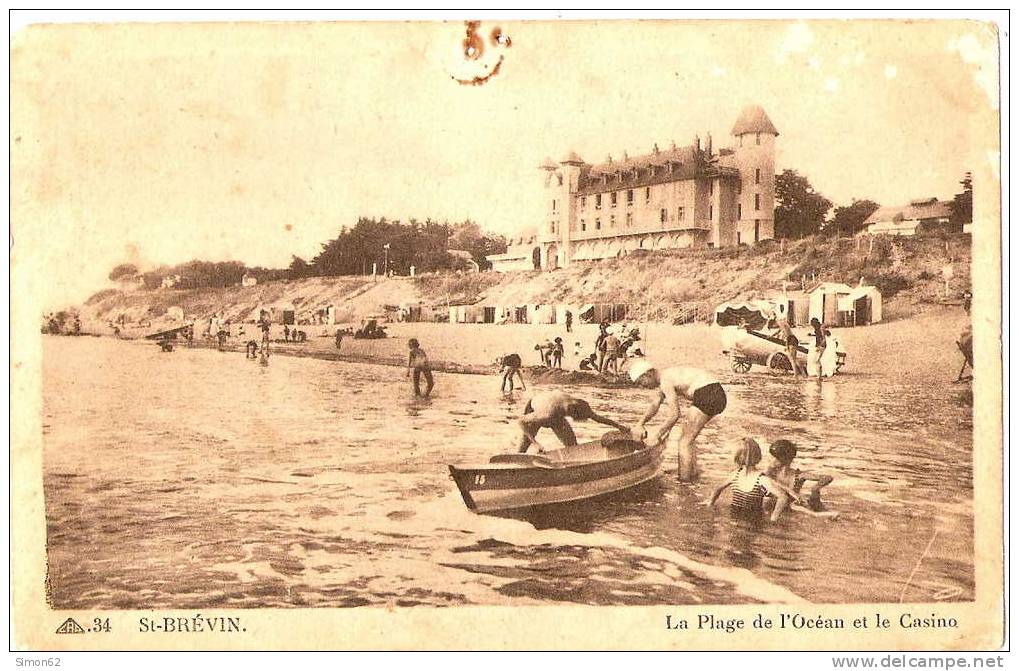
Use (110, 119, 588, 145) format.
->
(77, 233, 971, 333)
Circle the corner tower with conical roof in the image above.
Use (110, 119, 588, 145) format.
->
(731, 105, 778, 244)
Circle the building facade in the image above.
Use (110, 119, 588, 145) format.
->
(862, 198, 953, 236)
(488, 105, 779, 272)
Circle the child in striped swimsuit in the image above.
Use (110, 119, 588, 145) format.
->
(709, 438, 803, 522)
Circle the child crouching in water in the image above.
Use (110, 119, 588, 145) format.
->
(764, 439, 834, 517)
(709, 438, 803, 522)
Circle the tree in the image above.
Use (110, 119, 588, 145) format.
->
(827, 199, 881, 237)
(287, 256, 312, 279)
(950, 172, 973, 228)
(108, 263, 140, 282)
(774, 169, 833, 239)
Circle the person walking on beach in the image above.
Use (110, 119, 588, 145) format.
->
(629, 360, 727, 481)
(283, 324, 290, 343)
(551, 337, 565, 369)
(335, 328, 345, 351)
(499, 353, 525, 392)
(407, 338, 434, 397)
(517, 390, 631, 454)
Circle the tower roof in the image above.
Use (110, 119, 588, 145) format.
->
(731, 105, 779, 136)
(538, 157, 558, 170)
(560, 151, 585, 165)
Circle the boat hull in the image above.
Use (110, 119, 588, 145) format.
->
(448, 442, 666, 513)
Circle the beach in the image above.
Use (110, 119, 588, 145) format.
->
(187, 306, 971, 386)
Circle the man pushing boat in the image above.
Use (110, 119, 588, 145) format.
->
(517, 391, 631, 454)
(628, 360, 727, 482)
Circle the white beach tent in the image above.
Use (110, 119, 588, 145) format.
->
(837, 285, 882, 326)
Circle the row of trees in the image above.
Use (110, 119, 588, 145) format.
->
(774, 170, 973, 239)
(108, 218, 509, 290)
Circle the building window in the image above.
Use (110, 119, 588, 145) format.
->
(595, 194, 602, 209)
(612, 215, 619, 228)
(755, 168, 761, 185)
(677, 207, 685, 220)
(552, 199, 557, 212)
(754, 219, 760, 242)
(580, 196, 586, 209)
(660, 208, 667, 223)
(626, 189, 634, 205)
(709, 180, 714, 195)
(738, 203, 742, 219)
(645, 187, 651, 203)
(709, 205, 713, 220)
(595, 218, 601, 230)
(755, 132, 760, 145)
(755, 193, 761, 210)
(610, 192, 617, 208)
(581, 219, 586, 231)
(626, 212, 633, 227)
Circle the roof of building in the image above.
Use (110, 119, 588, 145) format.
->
(538, 157, 557, 170)
(863, 200, 952, 225)
(731, 105, 779, 136)
(574, 144, 715, 195)
(560, 151, 584, 165)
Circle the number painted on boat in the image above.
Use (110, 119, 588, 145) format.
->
(474, 474, 486, 485)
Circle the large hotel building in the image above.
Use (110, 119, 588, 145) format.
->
(487, 105, 779, 272)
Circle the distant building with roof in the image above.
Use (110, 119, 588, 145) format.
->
(862, 198, 952, 236)
(488, 105, 779, 272)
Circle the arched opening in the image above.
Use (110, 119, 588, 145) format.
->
(546, 244, 559, 270)
(532, 247, 541, 270)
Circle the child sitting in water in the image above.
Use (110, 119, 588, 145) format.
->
(709, 438, 803, 522)
(764, 439, 834, 517)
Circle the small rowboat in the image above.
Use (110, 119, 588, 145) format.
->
(448, 435, 666, 513)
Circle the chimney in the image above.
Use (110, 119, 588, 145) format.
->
(653, 143, 660, 154)
(706, 132, 713, 155)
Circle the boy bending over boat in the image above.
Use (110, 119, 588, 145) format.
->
(628, 361, 726, 482)
(517, 391, 630, 454)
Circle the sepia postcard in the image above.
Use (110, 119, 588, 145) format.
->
(9, 15, 1004, 651)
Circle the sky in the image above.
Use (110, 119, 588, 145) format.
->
(10, 19, 1001, 310)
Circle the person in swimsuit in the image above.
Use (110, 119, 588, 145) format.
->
(808, 318, 827, 379)
(499, 353, 525, 392)
(709, 438, 803, 521)
(551, 337, 565, 369)
(629, 360, 727, 481)
(406, 338, 434, 397)
(764, 439, 834, 517)
(516, 391, 631, 454)
(601, 333, 622, 375)
(776, 315, 804, 377)
(579, 353, 598, 371)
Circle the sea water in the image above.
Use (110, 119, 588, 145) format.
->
(42, 336, 973, 608)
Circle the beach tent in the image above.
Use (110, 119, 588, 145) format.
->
(807, 283, 854, 325)
(577, 304, 595, 323)
(529, 304, 555, 324)
(836, 285, 882, 326)
(713, 300, 776, 329)
(265, 302, 296, 325)
(771, 291, 810, 327)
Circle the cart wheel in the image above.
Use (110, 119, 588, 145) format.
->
(767, 352, 793, 373)
(731, 358, 752, 374)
